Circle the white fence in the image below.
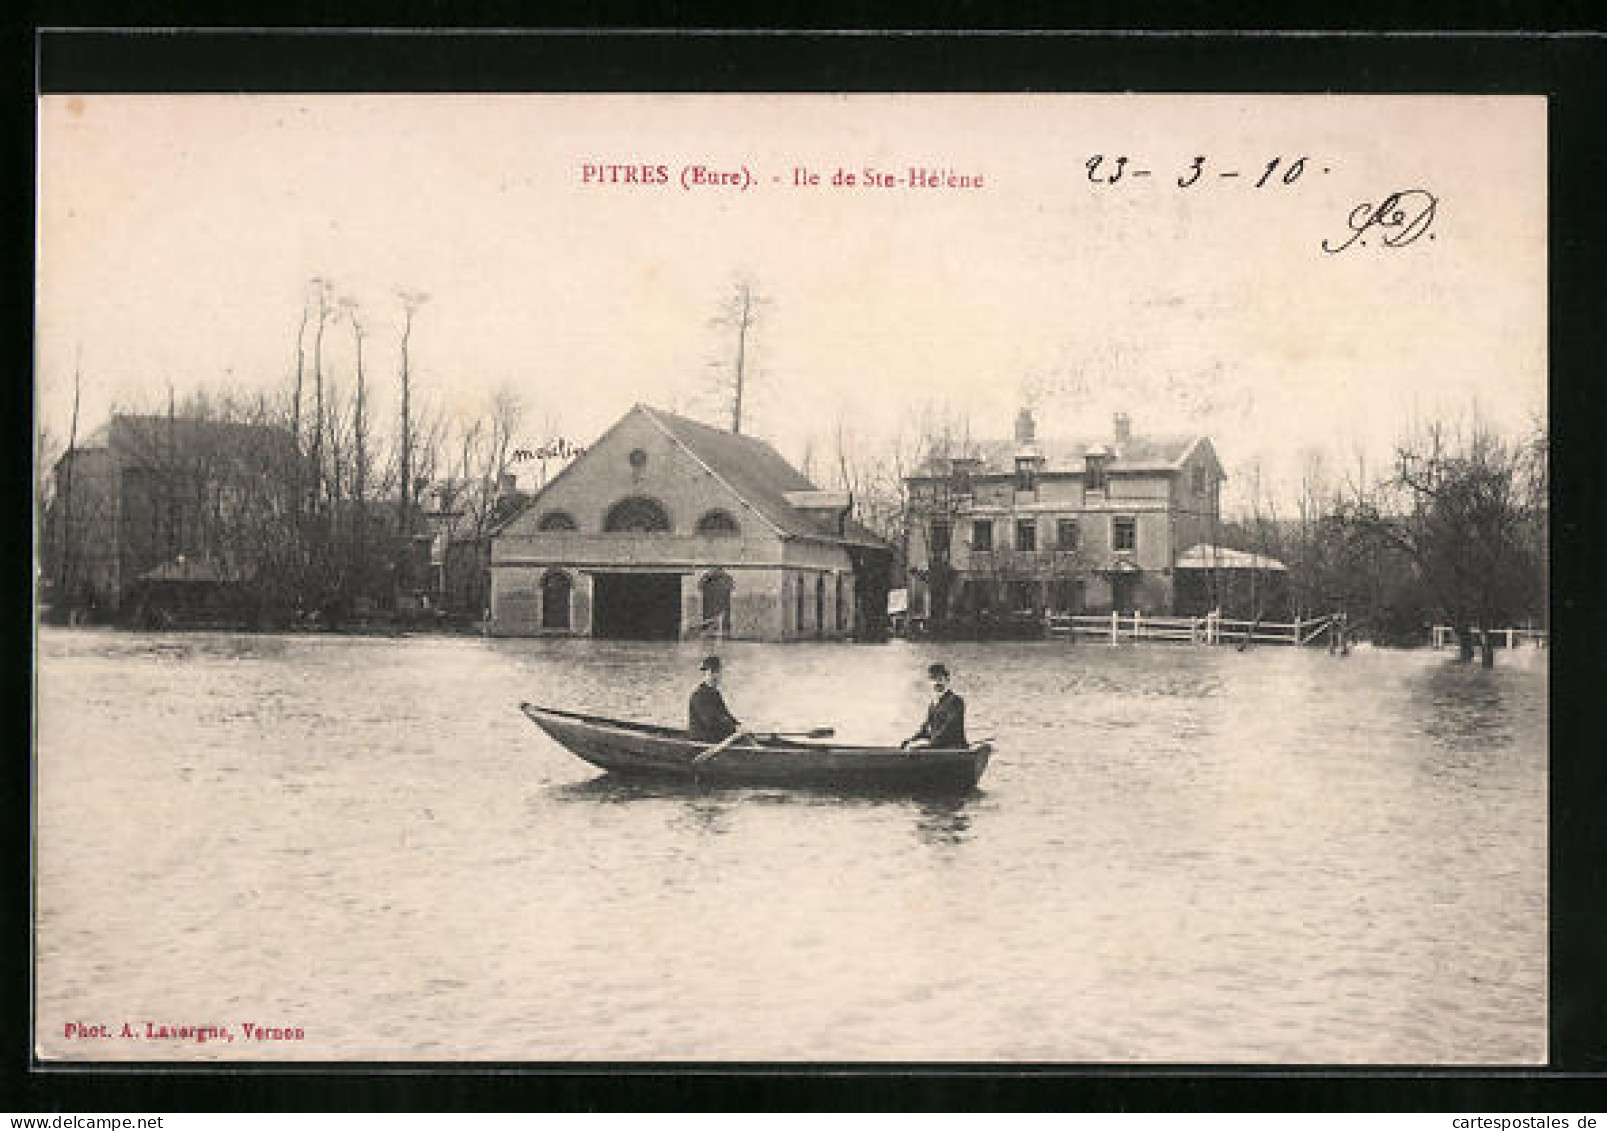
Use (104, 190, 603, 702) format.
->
(1430, 625, 1547, 650)
(1045, 610, 1343, 647)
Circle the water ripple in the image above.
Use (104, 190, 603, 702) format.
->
(34, 628, 1545, 1063)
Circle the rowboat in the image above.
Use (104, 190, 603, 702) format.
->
(520, 702, 991, 792)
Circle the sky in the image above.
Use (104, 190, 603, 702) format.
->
(36, 94, 1546, 515)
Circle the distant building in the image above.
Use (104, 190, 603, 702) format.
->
(416, 474, 531, 616)
(489, 404, 890, 640)
(43, 413, 301, 619)
(904, 409, 1225, 621)
(1173, 543, 1290, 619)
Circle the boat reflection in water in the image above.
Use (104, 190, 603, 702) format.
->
(545, 763, 985, 850)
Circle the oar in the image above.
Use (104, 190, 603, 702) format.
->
(692, 727, 835, 764)
(692, 730, 751, 764)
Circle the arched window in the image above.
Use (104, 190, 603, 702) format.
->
(700, 570, 734, 631)
(541, 570, 572, 630)
(604, 496, 671, 533)
(537, 510, 578, 531)
(695, 509, 740, 537)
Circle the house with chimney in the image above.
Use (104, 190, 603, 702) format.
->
(903, 409, 1225, 623)
(488, 404, 891, 640)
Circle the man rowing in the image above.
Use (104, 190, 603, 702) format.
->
(688, 655, 742, 742)
(901, 662, 968, 750)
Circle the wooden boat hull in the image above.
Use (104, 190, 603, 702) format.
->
(521, 702, 990, 792)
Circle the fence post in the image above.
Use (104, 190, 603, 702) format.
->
(1110, 610, 1118, 645)
(1134, 609, 1143, 640)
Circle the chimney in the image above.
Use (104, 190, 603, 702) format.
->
(1015, 407, 1036, 446)
(1113, 412, 1131, 446)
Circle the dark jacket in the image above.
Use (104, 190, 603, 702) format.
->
(911, 689, 968, 749)
(689, 682, 740, 742)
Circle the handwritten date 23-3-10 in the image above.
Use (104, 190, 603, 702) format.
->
(1085, 153, 1321, 188)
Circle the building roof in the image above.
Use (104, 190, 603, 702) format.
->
(917, 433, 1206, 478)
(637, 405, 888, 550)
(67, 413, 301, 468)
(1175, 543, 1288, 572)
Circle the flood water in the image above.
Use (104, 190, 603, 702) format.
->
(34, 628, 1547, 1063)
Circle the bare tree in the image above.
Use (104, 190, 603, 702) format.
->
(56, 355, 83, 605)
(900, 402, 981, 630)
(708, 278, 767, 434)
(307, 278, 334, 521)
(396, 290, 428, 541)
(1330, 418, 1544, 664)
(35, 423, 59, 572)
(342, 297, 373, 596)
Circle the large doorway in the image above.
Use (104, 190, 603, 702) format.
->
(592, 573, 682, 639)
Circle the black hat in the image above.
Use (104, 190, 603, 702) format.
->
(700, 655, 722, 672)
(927, 662, 950, 679)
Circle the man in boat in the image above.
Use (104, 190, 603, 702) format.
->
(688, 655, 742, 742)
(901, 662, 968, 750)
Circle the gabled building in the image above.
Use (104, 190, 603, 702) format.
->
(904, 409, 1225, 621)
(44, 413, 302, 617)
(489, 404, 890, 640)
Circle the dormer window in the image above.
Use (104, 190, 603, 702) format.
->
(1085, 449, 1109, 492)
(949, 458, 978, 497)
(1014, 457, 1037, 493)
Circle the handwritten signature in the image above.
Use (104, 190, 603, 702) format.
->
(1322, 189, 1438, 254)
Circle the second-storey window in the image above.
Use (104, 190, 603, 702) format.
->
(1016, 519, 1037, 552)
(930, 520, 952, 557)
(1113, 515, 1137, 552)
(972, 519, 994, 551)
